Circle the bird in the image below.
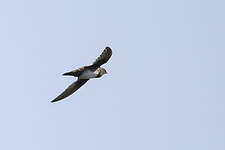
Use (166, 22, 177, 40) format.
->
(51, 47, 112, 103)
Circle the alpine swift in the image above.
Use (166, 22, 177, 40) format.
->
(51, 47, 112, 103)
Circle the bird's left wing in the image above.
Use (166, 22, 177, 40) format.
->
(51, 79, 89, 103)
(92, 47, 112, 67)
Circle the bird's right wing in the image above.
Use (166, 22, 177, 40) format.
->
(92, 47, 112, 67)
(51, 79, 89, 103)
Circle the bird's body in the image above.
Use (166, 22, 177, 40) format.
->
(51, 47, 112, 103)
(78, 69, 98, 79)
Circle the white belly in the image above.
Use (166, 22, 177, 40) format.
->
(79, 70, 97, 79)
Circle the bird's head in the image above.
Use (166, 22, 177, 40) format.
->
(97, 67, 107, 77)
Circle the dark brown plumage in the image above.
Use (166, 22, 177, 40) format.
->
(51, 79, 89, 103)
(92, 47, 112, 67)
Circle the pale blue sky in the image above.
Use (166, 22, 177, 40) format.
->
(0, 0, 225, 150)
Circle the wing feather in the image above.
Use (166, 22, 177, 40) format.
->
(92, 47, 112, 67)
(51, 79, 88, 103)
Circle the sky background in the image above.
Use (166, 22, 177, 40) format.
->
(0, 0, 225, 150)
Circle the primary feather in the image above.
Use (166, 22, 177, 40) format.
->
(92, 47, 112, 67)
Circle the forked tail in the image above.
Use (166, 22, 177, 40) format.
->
(63, 71, 74, 76)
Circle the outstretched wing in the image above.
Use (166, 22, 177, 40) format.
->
(92, 47, 112, 67)
(51, 79, 89, 103)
